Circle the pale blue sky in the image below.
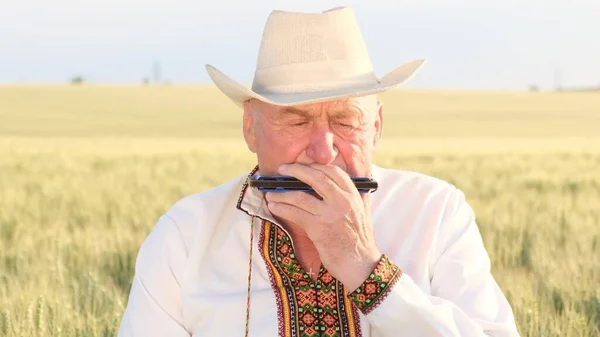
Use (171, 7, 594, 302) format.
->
(1, 0, 599, 90)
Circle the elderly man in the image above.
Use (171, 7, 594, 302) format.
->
(118, 6, 520, 337)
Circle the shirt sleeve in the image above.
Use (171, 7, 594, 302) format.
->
(348, 188, 521, 336)
(117, 214, 191, 337)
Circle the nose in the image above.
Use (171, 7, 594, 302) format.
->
(306, 124, 338, 164)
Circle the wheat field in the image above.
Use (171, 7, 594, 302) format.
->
(0, 86, 599, 336)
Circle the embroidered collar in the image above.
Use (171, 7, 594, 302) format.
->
(236, 165, 278, 224)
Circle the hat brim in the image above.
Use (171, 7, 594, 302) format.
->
(205, 59, 426, 108)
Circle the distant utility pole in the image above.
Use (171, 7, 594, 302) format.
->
(153, 61, 162, 84)
(553, 67, 562, 92)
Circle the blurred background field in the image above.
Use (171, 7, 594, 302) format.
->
(1, 86, 599, 336)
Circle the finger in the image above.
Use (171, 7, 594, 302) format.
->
(309, 164, 358, 193)
(278, 163, 343, 200)
(267, 201, 317, 228)
(265, 191, 322, 215)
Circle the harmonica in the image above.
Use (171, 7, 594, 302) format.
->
(248, 175, 378, 194)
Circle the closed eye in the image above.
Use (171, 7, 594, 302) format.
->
(335, 122, 355, 129)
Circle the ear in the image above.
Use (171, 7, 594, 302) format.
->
(243, 100, 258, 153)
(373, 101, 384, 147)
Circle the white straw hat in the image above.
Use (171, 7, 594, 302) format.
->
(206, 6, 425, 108)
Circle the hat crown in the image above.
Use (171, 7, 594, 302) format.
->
(251, 7, 377, 95)
(255, 7, 371, 70)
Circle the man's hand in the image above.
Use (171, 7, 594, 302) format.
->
(264, 162, 382, 292)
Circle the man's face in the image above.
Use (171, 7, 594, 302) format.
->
(242, 96, 383, 178)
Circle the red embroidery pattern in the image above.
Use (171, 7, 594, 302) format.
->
(348, 254, 402, 315)
(259, 221, 362, 337)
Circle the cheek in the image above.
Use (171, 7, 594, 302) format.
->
(262, 128, 301, 147)
(257, 127, 306, 157)
(338, 132, 372, 153)
(335, 134, 374, 175)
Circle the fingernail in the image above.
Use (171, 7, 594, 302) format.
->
(278, 164, 288, 173)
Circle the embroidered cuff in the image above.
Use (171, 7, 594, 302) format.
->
(348, 254, 402, 315)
